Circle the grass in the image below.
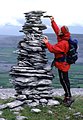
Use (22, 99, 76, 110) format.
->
(0, 72, 13, 88)
(0, 96, 83, 120)
(2, 109, 16, 120)
(0, 47, 17, 64)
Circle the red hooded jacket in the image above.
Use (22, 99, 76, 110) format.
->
(45, 20, 71, 72)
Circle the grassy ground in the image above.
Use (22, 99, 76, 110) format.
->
(0, 96, 83, 120)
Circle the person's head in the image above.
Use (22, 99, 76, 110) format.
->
(58, 26, 69, 36)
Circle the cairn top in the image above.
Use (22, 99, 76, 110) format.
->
(24, 11, 46, 15)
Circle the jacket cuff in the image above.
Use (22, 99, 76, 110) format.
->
(51, 20, 54, 24)
(45, 42, 50, 47)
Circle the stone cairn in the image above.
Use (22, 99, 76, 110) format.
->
(10, 11, 58, 106)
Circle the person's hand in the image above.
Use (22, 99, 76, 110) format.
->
(50, 16, 54, 21)
(43, 36, 48, 44)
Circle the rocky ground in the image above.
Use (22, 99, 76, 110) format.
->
(0, 88, 83, 120)
(0, 88, 83, 99)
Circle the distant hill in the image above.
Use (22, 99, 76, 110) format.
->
(0, 25, 23, 36)
(0, 23, 83, 35)
(0, 34, 83, 88)
(0, 33, 83, 46)
(0, 33, 83, 64)
(0, 35, 23, 47)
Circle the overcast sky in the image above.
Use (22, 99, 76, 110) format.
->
(0, 0, 83, 35)
(0, 0, 83, 25)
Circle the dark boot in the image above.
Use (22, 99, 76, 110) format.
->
(63, 97, 75, 107)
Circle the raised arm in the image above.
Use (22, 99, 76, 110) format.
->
(50, 17, 60, 36)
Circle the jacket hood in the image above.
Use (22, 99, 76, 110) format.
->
(57, 32, 70, 42)
(61, 26, 69, 34)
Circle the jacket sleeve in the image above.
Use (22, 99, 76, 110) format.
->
(45, 42, 64, 53)
(51, 20, 60, 36)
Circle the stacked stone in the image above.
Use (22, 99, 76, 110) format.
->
(10, 11, 54, 106)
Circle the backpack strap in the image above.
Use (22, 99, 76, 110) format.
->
(55, 55, 66, 62)
(51, 54, 66, 68)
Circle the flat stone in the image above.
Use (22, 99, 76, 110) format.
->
(28, 42, 41, 47)
(0, 89, 16, 99)
(12, 66, 34, 70)
(27, 54, 47, 59)
(30, 58, 47, 63)
(40, 99, 47, 103)
(16, 95, 27, 101)
(27, 101, 39, 107)
(47, 99, 60, 106)
(26, 19, 41, 24)
(18, 61, 32, 66)
(24, 23, 46, 29)
(43, 65, 52, 71)
(28, 95, 41, 99)
(33, 63, 46, 67)
(80, 115, 83, 118)
(14, 49, 28, 54)
(48, 110, 53, 114)
(16, 115, 28, 120)
(34, 33, 41, 37)
(31, 108, 41, 113)
(38, 80, 52, 85)
(20, 45, 43, 52)
(7, 100, 24, 109)
(0, 104, 8, 110)
(13, 111, 20, 115)
(73, 112, 81, 116)
(13, 81, 37, 88)
(36, 87, 53, 91)
(65, 116, 70, 120)
(22, 89, 52, 96)
(11, 106, 24, 112)
(22, 89, 33, 95)
(40, 90, 52, 94)
(0, 118, 6, 120)
(0, 111, 3, 115)
(24, 11, 45, 15)
(27, 81, 37, 86)
(25, 100, 32, 104)
(10, 72, 53, 79)
(40, 94, 52, 98)
(14, 69, 46, 74)
(14, 77, 38, 83)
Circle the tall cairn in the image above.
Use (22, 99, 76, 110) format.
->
(10, 11, 55, 106)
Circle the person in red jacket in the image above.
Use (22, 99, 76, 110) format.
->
(43, 16, 74, 107)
